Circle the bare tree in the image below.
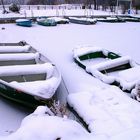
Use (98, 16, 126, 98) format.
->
(0, 0, 8, 13)
(133, 0, 140, 14)
(108, 0, 116, 12)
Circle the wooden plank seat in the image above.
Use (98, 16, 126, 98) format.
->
(0, 53, 39, 66)
(0, 63, 54, 82)
(0, 45, 31, 53)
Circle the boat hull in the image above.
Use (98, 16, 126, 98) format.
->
(0, 42, 61, 108)
(69, 17, 97, 25)
(37, 18, 57, 26)
(0, 81, 48, 108)
(16, 20, 32, 27)
(73, 46, 139, 92)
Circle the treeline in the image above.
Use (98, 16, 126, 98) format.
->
(1, 0, 140, 12)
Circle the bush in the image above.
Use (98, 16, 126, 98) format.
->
(9, 3, 20, 13)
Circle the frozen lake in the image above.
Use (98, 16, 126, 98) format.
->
(0, 21, 140, 136)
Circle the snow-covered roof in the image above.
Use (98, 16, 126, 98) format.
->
(4, 106, 95, 140)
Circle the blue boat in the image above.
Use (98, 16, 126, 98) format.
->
(16, 19, 32, 27)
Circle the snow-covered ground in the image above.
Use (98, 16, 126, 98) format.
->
(0, 9, 140, 139)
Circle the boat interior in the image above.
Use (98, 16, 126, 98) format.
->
(0, 43, 52, 83)
(78, 51, 133, 76)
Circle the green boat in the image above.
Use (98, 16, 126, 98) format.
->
(37, 18, 57, 26)
(73, 46, 140, 92)
(0, 41, 61, 108)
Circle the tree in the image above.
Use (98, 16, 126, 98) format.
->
(0, 0, 9, 13)
(108, 0, 116, 12)
(133, 0, 140, 14)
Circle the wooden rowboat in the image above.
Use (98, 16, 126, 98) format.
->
(68, 17, 97, 25)
(16, 19, 32, 27)
(0, 41, 61, 108)
(73, 46, 140, 92)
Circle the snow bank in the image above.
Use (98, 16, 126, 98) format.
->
(0, 45, 30, 53)
(1, 106, 108, 140)
(67, 86, 140, 138)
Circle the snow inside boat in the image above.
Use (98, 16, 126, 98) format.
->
(73, 46, 140, 92)
(0, 42, 61, 108)
(68, 17, 97, 25)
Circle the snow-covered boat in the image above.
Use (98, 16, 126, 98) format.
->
(73, 46, 140, 92)
(37, 18, 57, 26)
(119, 16, 140, 22)
(15, 19, 32, 27)
(68, 86, 140, 135)
(97, 16, 125, 23)
(47, 17, 69, 24)
(0, 41, 61, 108)
(68, 17, 97, 25)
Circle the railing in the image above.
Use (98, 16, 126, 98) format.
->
(0, 4, 84, 11)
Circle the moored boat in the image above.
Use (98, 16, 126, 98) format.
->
(15, 19, 32, 27)
(118, 16, 140, 22)
(68, 17, 97, 25)
(97, 16, 125, 23)
(73, 46, 140, 92)
(0, 42, 61, 108)
(37, 18, 57, 26)
(47, 17, 69, 24)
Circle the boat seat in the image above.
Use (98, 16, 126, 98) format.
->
(0, 63, 54, 79)
(0, 53, 39, 66)
(0, 45, 30, 53)
(86, 56, 132, 73)
(9, 77, 59, 99)
(0, 73, 46, 82)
